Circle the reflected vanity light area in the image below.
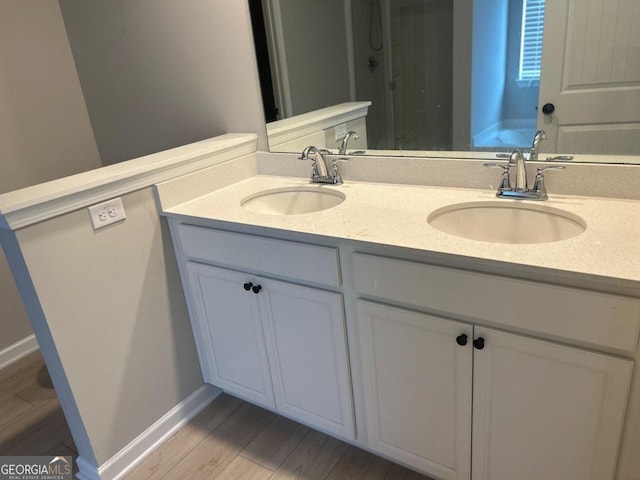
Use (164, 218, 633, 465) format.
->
(250, 0, 640, 164)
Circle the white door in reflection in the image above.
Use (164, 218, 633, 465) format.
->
(538, 0, 640, 155)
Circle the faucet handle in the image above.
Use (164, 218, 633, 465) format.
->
(536, 165, 566, 173)
(299, 146, 321, 179)
(331, 157, 349, 185)
(545, 155, 574, 162)
(532, 166, 566, 199)
(483, 163, 510, 169)
(484, 163, 512, 191)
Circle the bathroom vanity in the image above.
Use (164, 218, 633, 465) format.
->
(161, 175, 640, 480)
(172, 224, 354, 440)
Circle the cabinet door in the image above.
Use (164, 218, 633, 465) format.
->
(259, 277, 355, 440)
(357, 300, 472, 480)
(185, 262, 275, 408)
(472, 327, 633, 480)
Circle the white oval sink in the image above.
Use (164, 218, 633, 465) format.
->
(427, 202, 586, 244)
(241, 187, 346, 215)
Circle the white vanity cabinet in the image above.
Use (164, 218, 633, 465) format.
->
(471, 326, 632, 480)
(259, 275, 353, 439)
(167, 216, 638, 480)
(172, 223, 355, 440)
(357, 301, 472, 480)
(185, 263, 274, 408)
(354, 253, 636, 480)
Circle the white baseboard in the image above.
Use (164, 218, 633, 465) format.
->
(0, 334, 39, 370)
(76, 384, 221, 480)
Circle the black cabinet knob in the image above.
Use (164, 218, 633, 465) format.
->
(542, 103, 555, 115)
(243, 282, 253, 291)
(252, 285, 262, 294)
(473, 337, 485, 350)
(456, 334, 468, 346)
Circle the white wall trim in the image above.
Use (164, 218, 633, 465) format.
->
(76, 384, 221, 480)
(267, 102, 371, 147)
(344, 0, 357, 101)
(263, 0, 292, 118)
(0, 134, 257, 231)
(0, 334, 39, 370)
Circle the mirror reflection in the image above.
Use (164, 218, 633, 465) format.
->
(250, 0, 640, 162)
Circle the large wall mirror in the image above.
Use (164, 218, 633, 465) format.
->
(249, 0, 640, 164)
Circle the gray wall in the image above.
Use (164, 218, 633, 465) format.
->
(58, 0, 268, 165)
(471, 0, 509, 138)
(451, 0, 473, 150)
(277, 0, 351, 117)
(352, 0, 389, 149)
(0, 254, 31, 354)
(389, 0, 453, 150)
(0, 0, 102, 354)
(12, 187, 203, 465)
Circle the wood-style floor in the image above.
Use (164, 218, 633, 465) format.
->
(0, 350, 77, 458)
(1, 351, 434, 480)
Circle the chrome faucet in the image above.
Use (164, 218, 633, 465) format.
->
(484, 147, 565, 200)
(300, 146, 329, 179)
(299, 146, 344, 184)
(510, 149, 528, 191)
(529, 130, 547, 161)
(339, 130, 360, 155)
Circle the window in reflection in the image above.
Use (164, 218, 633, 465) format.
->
(519, 0, 545, 81)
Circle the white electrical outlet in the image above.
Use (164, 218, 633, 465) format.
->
(88, 197, 126, 230)
(335, 123, 347, 142)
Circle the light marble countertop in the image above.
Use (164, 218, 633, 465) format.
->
(161, 175, 640, 294)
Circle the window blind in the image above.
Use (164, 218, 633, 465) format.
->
(519, 0, 546, 81)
